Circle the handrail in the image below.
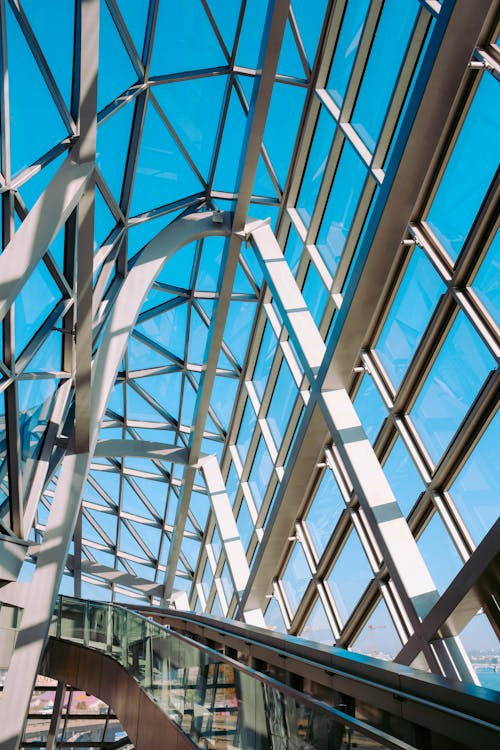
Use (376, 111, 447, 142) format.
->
(51, 595, 418, 750)
(130, 604, 500, 748)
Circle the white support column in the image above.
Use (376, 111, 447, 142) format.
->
(249, 221, 458, 651)
(200, 455, 264, 625)
(249, 220, 325, 380)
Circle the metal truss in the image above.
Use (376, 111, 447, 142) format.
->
(0, 0, 498, 747)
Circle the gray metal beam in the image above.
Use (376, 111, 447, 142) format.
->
(397, 518, 500, 664)
(73, 0, 99, 454)
(318, 0, 497, 391)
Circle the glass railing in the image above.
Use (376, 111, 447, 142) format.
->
(50, 596, 415, 750)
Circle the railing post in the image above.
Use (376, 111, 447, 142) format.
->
(83, 600, 90, 647)
(121, 610, 129, 668)
(106, 603, 113, 654)
(145, 621, 153, 690)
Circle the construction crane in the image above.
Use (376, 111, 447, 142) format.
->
(368, 624, 386, 657)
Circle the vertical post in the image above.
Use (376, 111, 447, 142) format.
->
(0, 0, 22, 538)
(73, 508, 82, 598)
(72, 0, 98, 454)
(45, 682, 66, 750)
(0, 1, 99, 744)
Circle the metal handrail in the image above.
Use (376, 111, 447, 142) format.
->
(130, 604, 500, 746)
(52, 595, 418, 750)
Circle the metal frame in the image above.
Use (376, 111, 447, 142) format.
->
(0, 0, 498, 746)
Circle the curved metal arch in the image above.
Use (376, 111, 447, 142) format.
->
(0, 210, 232, 744)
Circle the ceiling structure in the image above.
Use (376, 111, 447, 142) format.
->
(0, 0, 499, 742)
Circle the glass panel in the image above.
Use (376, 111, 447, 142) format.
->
(211, 526, 222, 562)
(221, 562, 233, 604)
(281, 542, 311, 615)
(305, 469, 344, 558)
(351, 0, 418, 152)
(263, 82, 306, 187)
(316, 138, 367, 276)
(426, 72, 500, 260)
(327, 0, 370, 107)
(353, 373, 387, 444)
(267, 358, 297, 447)
(302, 261, 329, 327)
(292, 0, 328, 67)
(410, 311, 495, 464)
(417, 512, 462, 595)
(375, 247, 446, 390)
(459, 612, 500, 690)
(383, 437, 425, 517)
(6, 3, 68, 175)
(284, 222, 304, 276)
(327, 529, 372, 624)
(247, 437, 274, 511)
(448, 412, 500, 545)
(15, 259, 61, 355)
(472, 229, 500, 326)
(252, 322, 278, 401)
(264, 596, 287, 633)
(150, 1, 225, 76)
(301, 598, 333, 645)
(236, 398, 257, 464)
(236, 499, 254, 551)
(351, 598, 402, 661)
(296, 107, 336, 226)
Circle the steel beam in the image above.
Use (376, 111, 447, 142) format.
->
(245, 222, 443, 630)
(318, 0, 497, 391)
(162, 0, 290, 602)
(200, 455, 256, 609)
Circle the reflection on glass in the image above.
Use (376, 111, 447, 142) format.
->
(375, 247, 445, 389)
(264, 596, 287, 633)
(252, 322, 278, 400)
(236, 498, 254, 551)
(267, 358, 297, 446)
(427, 73, 500, 260)
(327, 529, 372, 624)
(353, 373, 387, 444)
(410, 311, 495, 464)
(472, 229, 500, 326)
(459, 611, 500, 690)
(247, 436, 274, 511)
(236, 398, 257, 464)
(305, 469, 344, 558)
(351, 0, 418, 152)
(297, 107, 336, 226)
(351, 598, 401, 660)
(282, 542, 312, 615)
(416, 512, 462, 595)
(327, 0, 370, 107)
(316, 138, 367, 276)
(383, 437, 424, 517)
(449, 412, 500, 545)
(302, 261, 329, 327)
(301, 598, 333, 645)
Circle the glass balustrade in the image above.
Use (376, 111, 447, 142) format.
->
(50, 596, 412, 749)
